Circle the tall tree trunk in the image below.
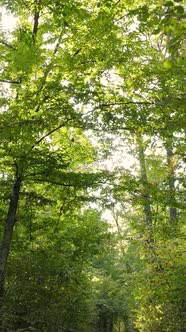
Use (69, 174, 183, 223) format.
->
(136, 135, 164, 271)
(136, 134, 152, 226)
(0, 176, 21, 296)
(166, 145, 177, 223)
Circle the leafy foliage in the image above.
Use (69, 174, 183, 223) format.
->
(0, 0, 185, 331)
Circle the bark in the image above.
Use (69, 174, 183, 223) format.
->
(0, 177, 21, 296)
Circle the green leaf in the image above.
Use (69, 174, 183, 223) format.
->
(175, 5, 185, 14)
(163, 60, 173, 69)
(164, 1, 174, 6)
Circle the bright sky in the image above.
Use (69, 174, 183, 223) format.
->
(0, 6, 17, 32)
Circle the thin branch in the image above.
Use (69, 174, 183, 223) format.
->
(0, 79, 21, 84)
(97, 101, 155, 108)
(73, 48, 82, 57)
(31, 123, 65, 148)
(53, 29, 64, 55)
(31, 117, 73, 148)
(20, 0, 34, 8)
(82, 100, 155, 118)
(0, 40, 16, 50)
(113, 14, 127, 23)
(115, 0, 121, 5)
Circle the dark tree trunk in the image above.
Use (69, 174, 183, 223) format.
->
(0, 177, 21, 296)
(166, 146, 177, 223)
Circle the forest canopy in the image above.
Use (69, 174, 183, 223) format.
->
(0, 0, 185, 331)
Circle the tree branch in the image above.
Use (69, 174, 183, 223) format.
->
(0, 40, 16, 50)
(31, 117, 73, 148)
(31, 123, 65, 148)
(0, 79, 21, 84)
(32, 0, 42, 43)
(82, 100, 155, 118)
(96, 101, 154, 109)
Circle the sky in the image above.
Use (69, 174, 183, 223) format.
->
(0, 6, 17, 32)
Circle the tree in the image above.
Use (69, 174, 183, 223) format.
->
(0, 0, 185, 331)
(0, 0, 120, 294)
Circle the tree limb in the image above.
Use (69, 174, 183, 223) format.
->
(0, 40, 16, 50)
(31, 117, 73, 148)
(32, 0, 42, 43)
(0, 79, 21, 84)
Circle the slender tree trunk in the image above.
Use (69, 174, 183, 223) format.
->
(0, 176, 21, 296)
(137, 135, 152, 226)
(136, 135, 165, 275)
(111, 206, 121, 233)
(166, 145, 177, 223)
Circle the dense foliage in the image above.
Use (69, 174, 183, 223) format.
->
(0, 0, 185, 331)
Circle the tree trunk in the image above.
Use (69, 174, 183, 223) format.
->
(166, 146, 177, 223)
(136, 134, 159, 257)
(0, 176, 21, 296)
(137, 135, 152, 226)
